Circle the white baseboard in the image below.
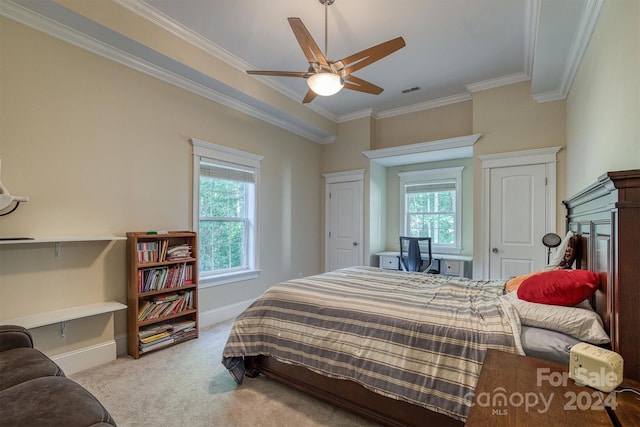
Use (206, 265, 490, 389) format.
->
(113, 299, 255, 355)
(198, 299, 254, 328)
(51, 340, 117, 375)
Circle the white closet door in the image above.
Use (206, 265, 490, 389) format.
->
(327, 180, 363, 271)
(488, 163, 547, 280)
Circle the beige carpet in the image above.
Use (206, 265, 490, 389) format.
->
(70, 320, 379, 427)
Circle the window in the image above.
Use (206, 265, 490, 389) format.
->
(398, 167, 463, 253)
(191, 139, 262, 286)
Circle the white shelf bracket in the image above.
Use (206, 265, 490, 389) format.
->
(61, 321, 67, 339)
(55, 241, 63, 258)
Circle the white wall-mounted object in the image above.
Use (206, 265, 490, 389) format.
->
(0, 159, 29, 213)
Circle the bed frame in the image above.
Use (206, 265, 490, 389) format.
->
(245, 169, 640, 427)
(562, 169, 640, 382)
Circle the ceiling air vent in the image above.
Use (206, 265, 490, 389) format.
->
(401, 86, 421, 94)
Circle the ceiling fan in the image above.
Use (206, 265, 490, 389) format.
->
(246, 0, 406, 104)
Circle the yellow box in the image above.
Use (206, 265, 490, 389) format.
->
(569, 342, 623, 392)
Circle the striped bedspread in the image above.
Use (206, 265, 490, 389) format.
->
(222, 266, 522, 421)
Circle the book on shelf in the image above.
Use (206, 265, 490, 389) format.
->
(136, 239, 171, 263)
(153, 293, 180, 303)
(136, 241, 158, 263)
(138, 323, 173, 339)
(139, 337, 174, 353)
(137, 291, 194, 322)
(138, 321, 196, 338)
(170, 320, 196, 333)
(137, 263, 192, 292)
(137, 320, 197, 351)
(173, 329, 198, 343)
(139, 331, 171, 344)
(158, 239, 169, 262)
(166, 244, 192, 260)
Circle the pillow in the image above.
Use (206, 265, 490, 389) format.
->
(520, 325, 582, 365)
(500, 292, 609, 344)
(517, 269, 600, 306)
(505, 271, 541, 293)
(545, 231, 574, 270)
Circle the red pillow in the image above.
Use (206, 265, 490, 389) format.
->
(517, 269, 600, 306)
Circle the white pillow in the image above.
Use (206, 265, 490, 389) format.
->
(544, 230, 574, 270)
(500, 291, 609, 344)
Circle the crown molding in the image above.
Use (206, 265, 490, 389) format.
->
(554, 0, 603, 102)
(336, 108, 375, 123)
(0, 0, 334, 144)
(532, 89, 565, 103)
(114, 0, 338, 123)
(110, 1, 540, 123)
(363, 134, 481, 167)
(115, 0, 247, 71)
(3, 0, 601, 135)
(374, 93, 473, 120)
(531, 0, 603, 103)
(466, 72, 531, 94)
(479, 145, 561, 169)
(523, 0, 539, 77)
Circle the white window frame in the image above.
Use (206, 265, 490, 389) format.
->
(191, 138, 263, 287)
(398, 166, 464, 254)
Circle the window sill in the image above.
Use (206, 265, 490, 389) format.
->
(432, 246, 463, 255)
(199, 269, 262, 288)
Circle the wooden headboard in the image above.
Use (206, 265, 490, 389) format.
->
(563, 169, 640, 382)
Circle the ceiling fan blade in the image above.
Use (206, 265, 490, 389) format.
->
(288, 18, 329, 67)
(340, 37, 406, 75)
(343, 75, 384, 95)
(302, 89, 318, 104)
(247, 70, 309, 78)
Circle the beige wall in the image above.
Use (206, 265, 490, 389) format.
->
(320, 117, 374, 270)
(0, 18, 322, 355)
(322, 117, 374, 174)
(471, 81, 567, 265)
(566, 0, 640, 196)
(374, 101, 473, 149)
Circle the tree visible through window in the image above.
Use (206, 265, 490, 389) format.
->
(192, 138, 261, 286)
(399, 167, 463, 252)
(405, 181, 456, 244)
(199, 166, 250, 272)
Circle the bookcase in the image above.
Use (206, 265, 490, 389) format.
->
(126, 231, 199, 359)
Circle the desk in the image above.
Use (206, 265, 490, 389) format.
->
(466, 349, 640, 426)
(376, 251, 472, 278)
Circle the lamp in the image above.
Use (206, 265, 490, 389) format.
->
(307, 72, 343, 96)
(541, 233, 561, 264)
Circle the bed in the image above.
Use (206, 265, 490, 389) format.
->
(222, 169, 640, 427)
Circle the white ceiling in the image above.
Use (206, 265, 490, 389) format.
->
(2, 0, 602, 142)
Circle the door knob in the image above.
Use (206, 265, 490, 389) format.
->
(353, 242, 358, 246)
(492, 247, 499, 253)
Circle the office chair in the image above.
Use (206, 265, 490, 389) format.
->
(399, 236, 433, 272)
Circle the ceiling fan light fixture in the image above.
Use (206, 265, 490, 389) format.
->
(307, 72, 343, 96)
